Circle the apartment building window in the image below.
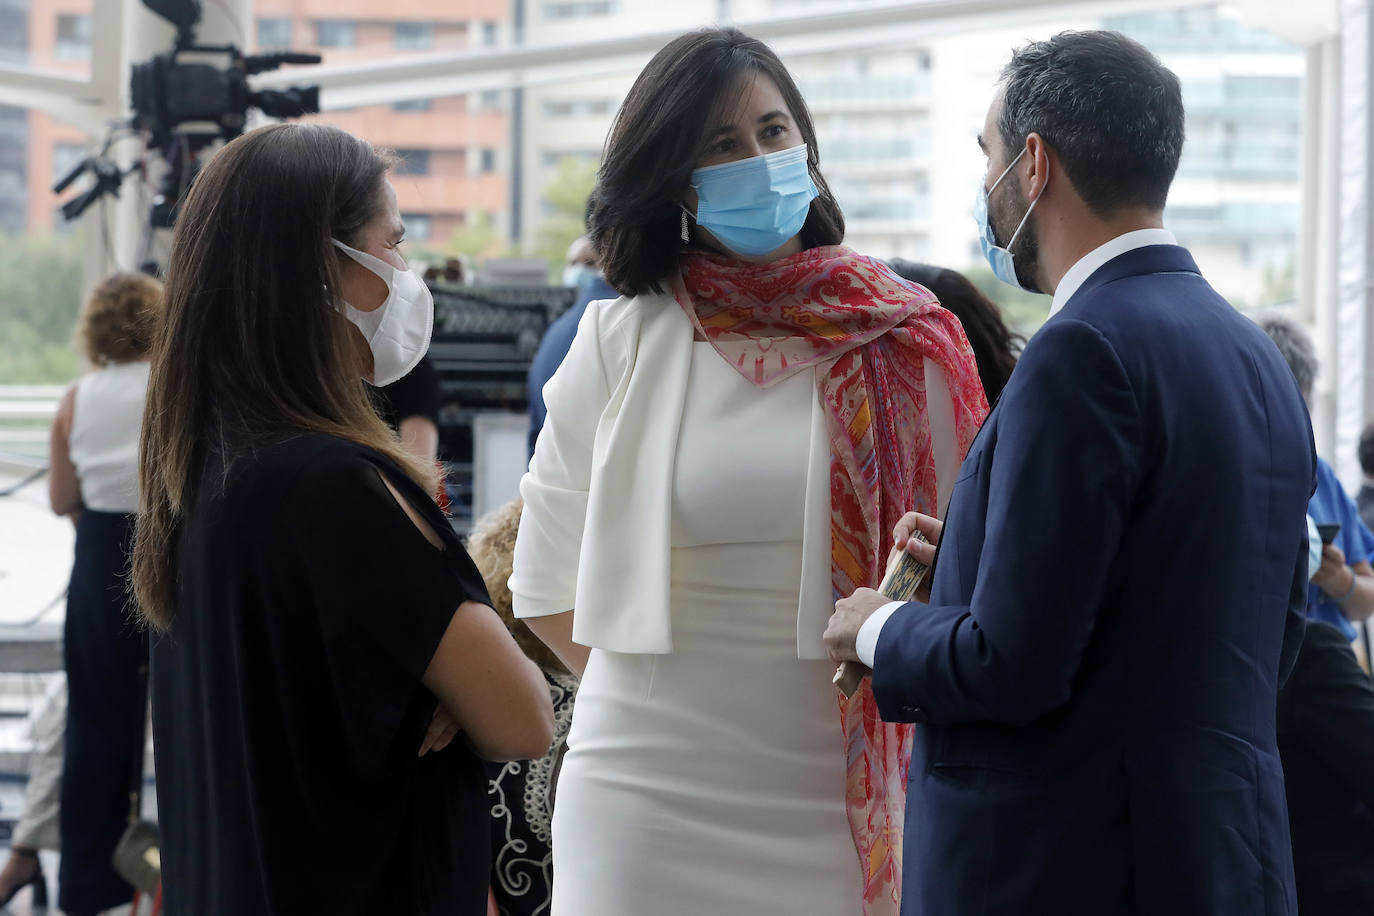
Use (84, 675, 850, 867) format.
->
(478, 90, 504, 111)
(482, 22, 500, 46)
(401, 214, 432, 242)
(395, 22, 435, 50)
(393, 98, 432, 112)
(257, 18, 292, 50)
(395, 149, 431, 175)
(480, 149, 497, 173)
(55, 14, 92, 61)
(542, 99, 615, 118)
(543, 1, 620, 18)
(316, 20, 357, 49)
(0, 3, 25, 65)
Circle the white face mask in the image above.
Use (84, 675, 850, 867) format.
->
(331, 238, 434, 387)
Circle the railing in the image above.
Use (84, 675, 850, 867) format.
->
(0, 385, 61, 469)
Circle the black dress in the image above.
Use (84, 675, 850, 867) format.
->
(374, 356, 442, 433)
(151, 434, 493, 915)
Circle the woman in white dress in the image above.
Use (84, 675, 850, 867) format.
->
(510, 28, 989, 916)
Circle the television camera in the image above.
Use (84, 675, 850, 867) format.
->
(54, 0, 321, 254)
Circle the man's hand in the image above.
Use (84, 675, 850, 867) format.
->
(888, 511, 943, 603)
(826, 588, 894, 664)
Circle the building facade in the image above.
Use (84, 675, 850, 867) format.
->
(1, 0, 1303, 316)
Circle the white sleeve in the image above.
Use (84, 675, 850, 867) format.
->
(509, 302, 613, 618)
(856, 601, 906, 668)
(924, 357, 958, 519)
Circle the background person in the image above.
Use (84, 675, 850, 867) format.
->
(826, 31, 1314, 914)
(46, 271, 162, 916)
(374, 353, 442, 465)
(0, 678, 63, 907)
(131, 122, 554, 915)
(1261, 317, 1374, 638)
(1277, 514, 1374, 915)
(527, 232, 618, 458)
(510, 28, 985, 915)
(466, 497, 578, 916)
(887, 259, 1022, 405)
(1356, 423, 1374, 532)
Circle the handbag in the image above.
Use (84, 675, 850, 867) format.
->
(112, 635, 161, 897)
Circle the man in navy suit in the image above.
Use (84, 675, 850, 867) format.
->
(825, 31, 1314, 915)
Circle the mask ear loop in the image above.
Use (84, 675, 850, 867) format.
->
(1002, 169, 1048, 252)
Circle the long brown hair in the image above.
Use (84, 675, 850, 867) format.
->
(590, 27, 845, 296)
(133, 122, 433, 629)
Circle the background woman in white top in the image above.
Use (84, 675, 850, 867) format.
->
(511, 28, 988, 916)
(46, 273, 161, 916)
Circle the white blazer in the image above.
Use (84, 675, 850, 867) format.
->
(510, 291, 835, 658)
(509, 290, 958, 659)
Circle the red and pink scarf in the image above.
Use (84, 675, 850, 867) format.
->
(673, 245, 988, 913)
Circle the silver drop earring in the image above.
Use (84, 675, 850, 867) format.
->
(681, 209, 690, 243)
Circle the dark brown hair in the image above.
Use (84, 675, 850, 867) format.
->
(590, 27, 844, 296)
(887, 260, 1023, 404)
(999, 31, 1184, 216)
(75, 272, 164, 366)
(133, 122, 429, 629)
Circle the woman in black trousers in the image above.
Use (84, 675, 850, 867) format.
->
(47, 273, 163, 914)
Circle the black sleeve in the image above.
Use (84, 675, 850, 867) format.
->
(375, 356, 441, 430)
(280, 447, 488, 773)
(1288, 621, 1374, 812)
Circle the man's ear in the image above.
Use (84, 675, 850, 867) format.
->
(1023, 132, 1051, 201)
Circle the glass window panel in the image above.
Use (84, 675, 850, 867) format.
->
(54, 13, 91, 61)
(256, 18, 293, 50)
(315, 20, 356, 49)
(395, 149, 431, 175)
(402, 213, 432, 242)
(543, 1, 620, 19)
(395, 22, 435, 50)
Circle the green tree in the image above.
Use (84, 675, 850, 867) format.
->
(1260, 255, 1296, 308)
(431, 211, 513, 267)
(0, 231, 86, 384)
(960, 263, 1052, 337)
(533, 157, 599, 280)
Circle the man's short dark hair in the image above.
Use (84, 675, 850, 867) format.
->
(999, 30, 1185, 216)
(1360, 424, 1374, 477)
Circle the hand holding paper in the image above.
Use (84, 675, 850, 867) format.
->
(830, 532, 932, 698)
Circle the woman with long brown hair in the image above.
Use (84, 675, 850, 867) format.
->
(510, 27, 988, 915)
(132, 122, 554, 915)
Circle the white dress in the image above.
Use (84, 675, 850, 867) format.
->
(550, 343, 861, 915)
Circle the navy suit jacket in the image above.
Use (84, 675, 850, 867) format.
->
(873, 245, 1315, 915)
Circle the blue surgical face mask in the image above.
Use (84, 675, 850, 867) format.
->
(563, 263, 598, 289)
(688, 144, 818, 258)
(974, 148, 1045, 291)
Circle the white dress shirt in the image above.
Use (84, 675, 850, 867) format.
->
(854, 227, 1179, 668)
